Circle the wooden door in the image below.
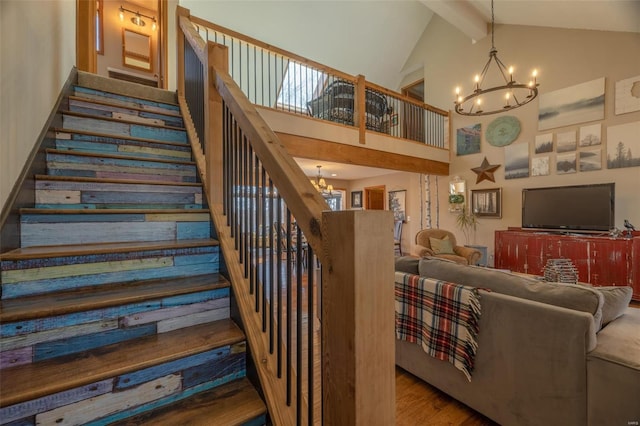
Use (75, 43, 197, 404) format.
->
(365, 186, 385, 210)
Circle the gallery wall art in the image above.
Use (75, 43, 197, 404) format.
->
(579, 123, 601, 147)
(456, 123, 481, 155)
(504, 143, 529, 179)
(534, 134, 553, 154)
(538, 77, 605, 131)
(531, 156, 550, 176)
(557, 153, 577, 174)
(607, 121, 640, 169)
(579, 149, 602, 172)
(615, 75, 640, 115)
(557, 131, 577, 153)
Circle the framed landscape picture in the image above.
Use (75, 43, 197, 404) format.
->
(538, 77, 605, 130)
(351, 190, 363, 208)
(471, 188, 502, 218)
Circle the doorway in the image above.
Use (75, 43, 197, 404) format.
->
(365, 185, 385, 210)
(401, 79, 425, 142)
(77, 0, 168, 89)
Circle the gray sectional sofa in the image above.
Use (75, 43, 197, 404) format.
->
(395, 256, 640, 426)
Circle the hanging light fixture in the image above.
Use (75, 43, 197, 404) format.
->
(454, 0, 539, 116)
(118, 5, 157, 30)
(310, 165, 333, 196)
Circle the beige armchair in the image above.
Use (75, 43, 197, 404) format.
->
(414, 228, 482, 265)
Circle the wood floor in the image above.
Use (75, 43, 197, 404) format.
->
(396, 367, 497, 426)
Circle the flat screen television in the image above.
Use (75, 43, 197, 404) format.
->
(522, 183, 615, 232)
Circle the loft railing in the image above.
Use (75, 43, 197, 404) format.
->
(177, 6, 395, 426)
(187, 12, 449, 148)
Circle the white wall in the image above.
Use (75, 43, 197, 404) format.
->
(405, 17, 640, 264)
(0, 0, 76, 210)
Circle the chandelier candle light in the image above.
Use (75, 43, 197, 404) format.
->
(454, 0, 539, 116)
(310, 165, 333, 196)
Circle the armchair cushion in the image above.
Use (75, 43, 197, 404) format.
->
(429, 236, 455, 255)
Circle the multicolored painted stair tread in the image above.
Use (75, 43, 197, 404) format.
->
(68, 96, 185, 128)
(53, 128, 191, 149)
(73, 86, 180, 114)
(0, 320, 244, 407)
(0, 273, 228, 323)
(108, 377, 266, 426)
(62, 113, 187, 144)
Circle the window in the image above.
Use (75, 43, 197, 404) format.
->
(276, 61, 326, 112)
(96, 0, 104, 55)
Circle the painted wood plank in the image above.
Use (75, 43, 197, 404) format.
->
(183, 351, 245, 389)
(157, 307, 230, 333)
(82, 373, 246, 426)
(73, 87, 180, 113)
(2, 301, 161, 338)
(113, 112, 164, 126)
(0, 347, 33, 369)
(80, 191, 195, 204)
(69, 132, 190, 150)
(2, 263, 218, 299)
(130, 125, 187, 143)
(1, 320, 118, 352)
(35, 180, 201, 195)
(0, 379, 113, 424)
(121, 298, 228, 327)
(46, 151, 195, 170)
(2, 417, 34, 426)
(47, 162, 196, 179)
(20, 222, 177, 247)
(145, 212, 209, 222)
(55, 140, 122, 155)
(176, 222, 211, 240)
(34, 374, 181, 426)
(70, 98, 140, 116)
(173, 252, 219, 267)
(69, 105, 113, 118)
(138, 112, 183, 128)
(114, 346, 231, 390)
(94, 171, 190, 183)
(20, 213, 145, 223)
(161, 287, 228, 307)
(117, 144, 191, 159)
(63, 115, 130, 137)
(35, 190, 81, 205)
(34, 323, 156, 362)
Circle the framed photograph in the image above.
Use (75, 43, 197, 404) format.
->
(456, 123, 481, 156)
(388, 190, 406, 221)
(471, 188, 502, 218)
(351, 190, 363, 208)
(538, 77, 605, 130)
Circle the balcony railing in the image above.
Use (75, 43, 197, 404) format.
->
(188, 13, 449, 149)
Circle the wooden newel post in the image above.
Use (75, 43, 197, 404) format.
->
(176, 6, 190, 96)
(207, 43, 228, 205)
(355, 75, 367, 145)
(322, 210, 396, 425)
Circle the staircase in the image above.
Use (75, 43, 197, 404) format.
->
(0, 77, 266, 425)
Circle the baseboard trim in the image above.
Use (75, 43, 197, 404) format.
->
(0, 67, 78, 253)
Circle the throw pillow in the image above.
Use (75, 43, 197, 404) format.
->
(429, 236, 455, 255)
(597, 286, 633, 326)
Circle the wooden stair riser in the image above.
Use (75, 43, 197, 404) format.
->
(73, 86, 181, 116)
(69, 98, 185, 128)
(55, 132, 192, 161)
(1, 246, 220, 299)
(46, 151, 197, 183)
(62, 114, 187, 144)
(0, 289, 230, 368)
(20, 212, 211, 247)
(35, 180, 203, 209)
(0, 342, 246, 425)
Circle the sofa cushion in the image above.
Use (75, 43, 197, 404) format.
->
(418, 257, 604, 329)
(596, 286, 633, 326)
(429, 236, 455, 254)
(395, 256, 420, 275)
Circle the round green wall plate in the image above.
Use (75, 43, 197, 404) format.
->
(486, 116, 521, 147)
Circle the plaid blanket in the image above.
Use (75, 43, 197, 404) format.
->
(395, 272, 481, 381)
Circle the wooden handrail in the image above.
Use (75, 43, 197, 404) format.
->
(365, 80, 449, 116)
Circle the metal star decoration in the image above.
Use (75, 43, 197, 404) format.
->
(471, 157, 500, 184)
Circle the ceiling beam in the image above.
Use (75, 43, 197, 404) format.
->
(419, 0, 487, 42)
(276, 132, 449, 177)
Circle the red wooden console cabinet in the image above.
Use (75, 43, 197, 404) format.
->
(495, 228, 640, 301)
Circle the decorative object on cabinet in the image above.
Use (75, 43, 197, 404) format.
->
(534, 133, 553, 154)
(579, 149, 602, 171)
(579, 123, 601, 147)
(538, 77, 605, 131)
(456, 123, 481, 156)
(531, 156, 550, 176)
(389, 190, 406, 222)
(485, 115, 521, 147)
(607, 121, 640, 169)
(471, 188, 502, 218)
(453, 0, 539, 116)
(615, 75, 640, 115)
(543, 259, 579, 284)
(557, 153, 577, 174)
(448, 176, 466, 212)
(471, 157, 500, 184)
(351, 190, 363, 208)
(557, 130, 577, 153)
(504, 144, 529, 179)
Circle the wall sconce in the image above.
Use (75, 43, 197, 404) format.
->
(119, 5, 157, 31)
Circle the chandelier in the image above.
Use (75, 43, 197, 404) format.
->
(310, 165, 333, 196)
(454, 0, 539, 116)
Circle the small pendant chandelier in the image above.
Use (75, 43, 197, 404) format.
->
(310, 165, 333, 196)
(454, 0, 539, 116)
